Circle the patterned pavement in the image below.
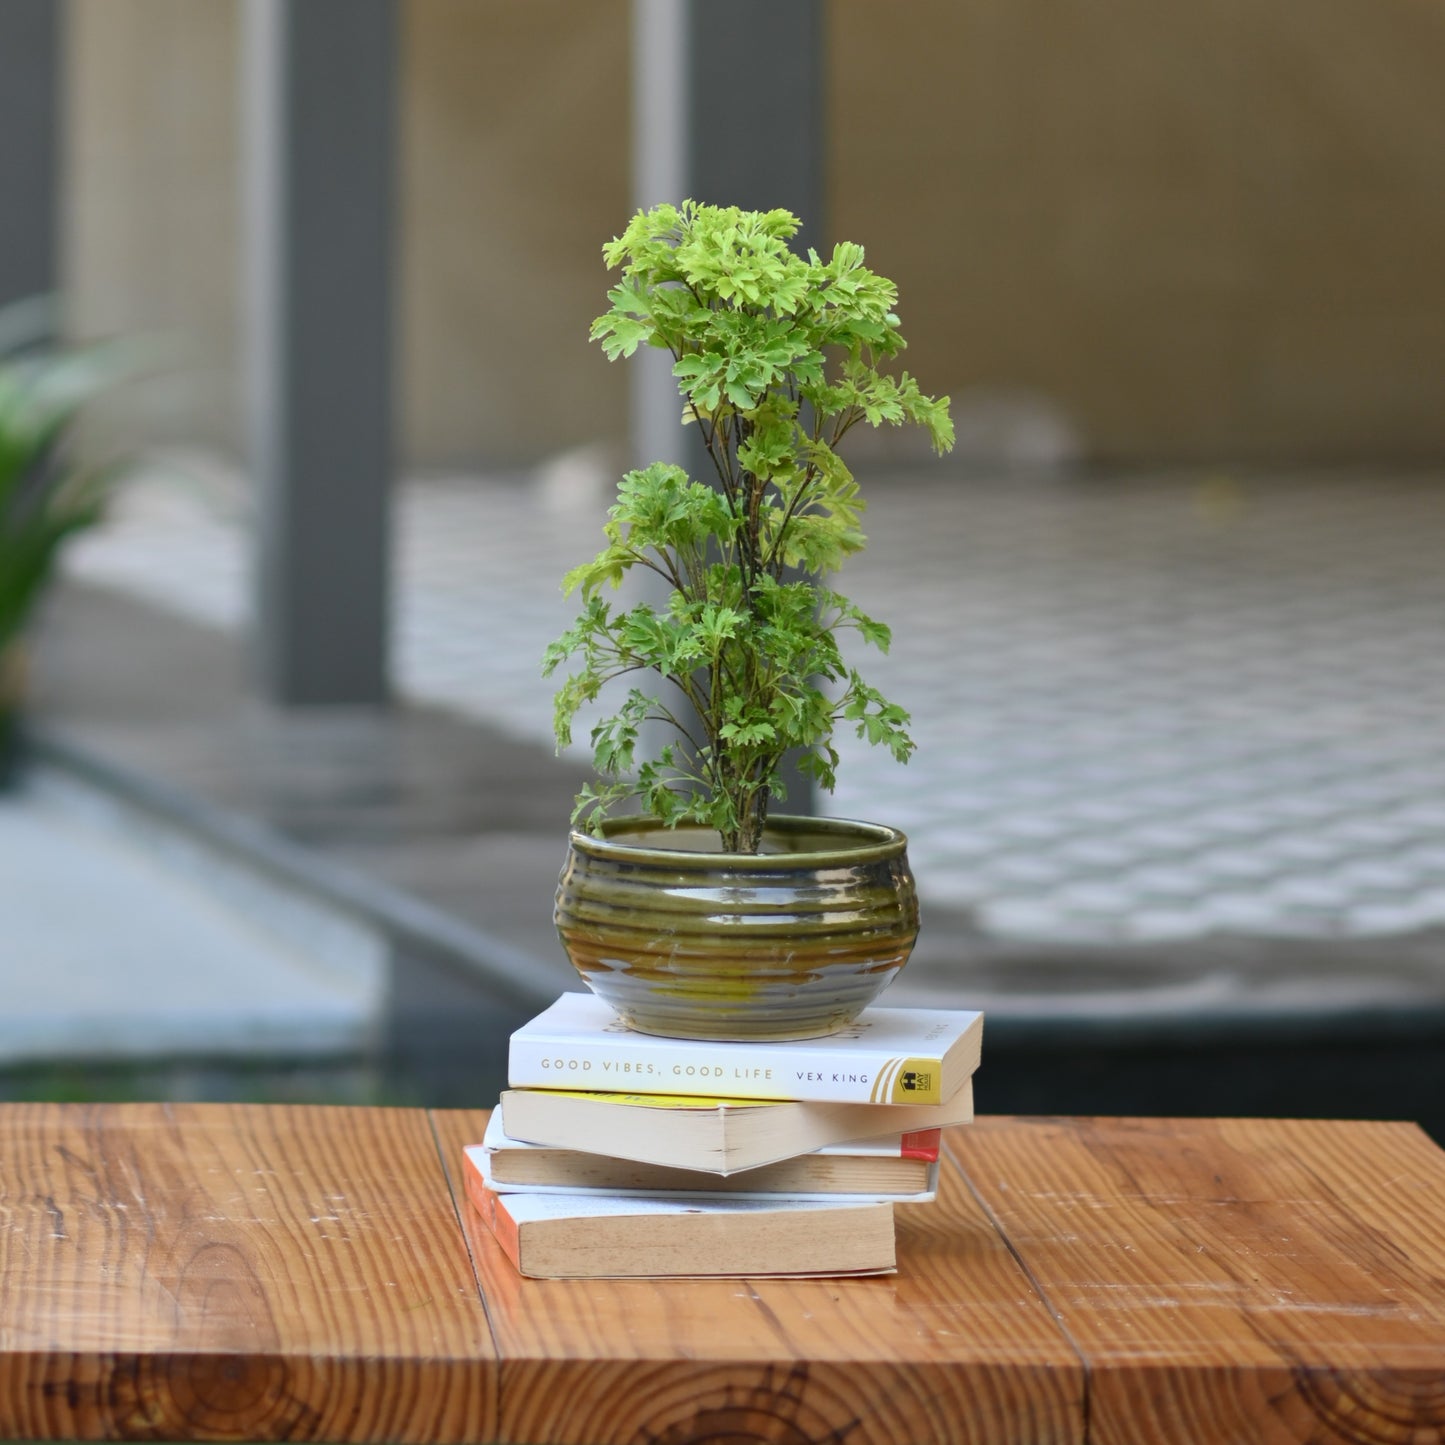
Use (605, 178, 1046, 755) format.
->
(64, 454, 1445, 948)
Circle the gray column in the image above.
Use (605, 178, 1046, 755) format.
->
(243, 0, 396, 706)
(630, 0, 692, 476)
(686, 0, 824, 254)
(631, 0, 824, 471)
(0, 0, 59, 310)
(631, 0, 825, 814)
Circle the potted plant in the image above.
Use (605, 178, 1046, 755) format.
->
(0, 303, 135, 785)
(545, 202, 953, 1040)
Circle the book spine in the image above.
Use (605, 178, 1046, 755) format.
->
(509, 1036, 948, 1104)
(465, 1163, 521, 1272)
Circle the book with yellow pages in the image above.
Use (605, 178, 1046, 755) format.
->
(508, 992, 983, 1106)
(462, 1150, 896, 1279)
(498, 1078, 973, 1174)
(475, 1112, 941, 1201)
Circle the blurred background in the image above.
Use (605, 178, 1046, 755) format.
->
(4, 0, 1445, 1133)
(55, 0, 1445, 467)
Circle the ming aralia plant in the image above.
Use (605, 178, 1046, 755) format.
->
(544, 202, 954, 854)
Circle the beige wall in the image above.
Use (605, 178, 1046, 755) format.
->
(831, 0, 1445, 464)
(400, 0, 629, 468)
(62, 0, 1445, 468)
(63, 0, 241, 449)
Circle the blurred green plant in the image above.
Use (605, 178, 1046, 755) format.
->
(0, 299, 138, 770)
(544, 202, 954, 853)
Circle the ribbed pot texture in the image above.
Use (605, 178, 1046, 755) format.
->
(554, 815, 919, 1041)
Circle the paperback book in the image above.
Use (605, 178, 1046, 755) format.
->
(473, 1113, 941, 1202)
(462, 1157, 897, 1279)
(509, 992, 984, 1106)
(498, 1079, 973, 1174)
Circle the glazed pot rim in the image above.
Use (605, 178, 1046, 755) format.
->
(566, 813, 909, 866)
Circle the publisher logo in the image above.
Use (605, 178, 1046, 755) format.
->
(874, 1056, 941, 1104)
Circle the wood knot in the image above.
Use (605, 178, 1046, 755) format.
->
(1291, 1364, 1445, 1442)
(644, 1365, 860, 1445)
(102, 1351, 317, 1439)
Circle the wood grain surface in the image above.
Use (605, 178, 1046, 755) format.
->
(951, 1115, 1445, 1445)
(3, 1104, 1445, 1444)
(0, 1103, 495, 1441)
(431, 1108, 1080, 1445)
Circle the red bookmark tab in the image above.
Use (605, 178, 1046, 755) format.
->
(899, 1128, 942, 1161)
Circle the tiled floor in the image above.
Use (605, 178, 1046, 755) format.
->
(65, 455, 1445, 948)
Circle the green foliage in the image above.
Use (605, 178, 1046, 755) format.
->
(545, 202, 953, 853)
(0, 304, 136, 662)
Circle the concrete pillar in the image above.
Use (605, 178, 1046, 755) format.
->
(685, 0, 824, 252)
(0, 0, 60, 311)
(631, 0, 824, 471)
(242, 0, 396, 705)
(630, 0, 824, 815)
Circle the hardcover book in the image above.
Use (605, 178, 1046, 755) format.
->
(473, 1113, 941, 1202)
(498, 1079, 973, 1174)
(508, 992, 984, 1106)
(463, 1161, 896, 1279)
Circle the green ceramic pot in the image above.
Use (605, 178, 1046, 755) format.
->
(553, 815, 920, 1041)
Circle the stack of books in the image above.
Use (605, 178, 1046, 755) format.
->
(462, 991, 983, 1280)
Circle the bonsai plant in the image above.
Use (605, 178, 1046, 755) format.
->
(545, 201, 954, 1040)
(0, 303, 135, 783)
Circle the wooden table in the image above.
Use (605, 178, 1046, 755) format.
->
(1, 1105, 1443, 1444)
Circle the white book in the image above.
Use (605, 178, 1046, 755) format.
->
(498, 1079, 973, 1174)
(508, 992, 983, 1106)
(472, 1113, 941, 1203)
(462, 1152, 896, 1279)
